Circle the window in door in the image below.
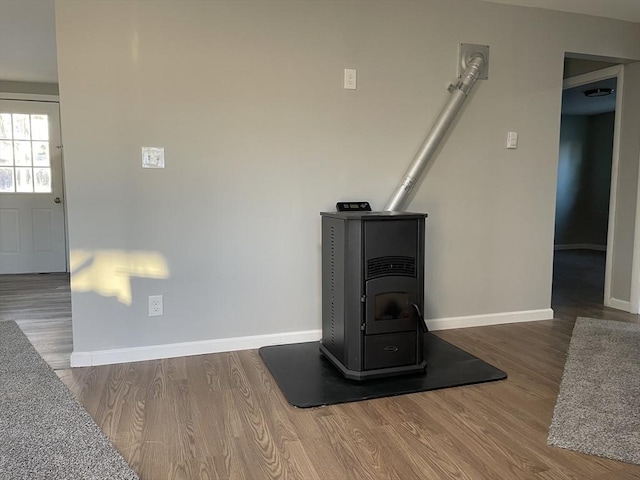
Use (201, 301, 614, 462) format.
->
(0, 113, 51, 193)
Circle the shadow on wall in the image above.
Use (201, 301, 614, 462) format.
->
(70, 250, 169, 305)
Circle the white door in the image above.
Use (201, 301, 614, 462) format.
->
(0, 100, 67, 273)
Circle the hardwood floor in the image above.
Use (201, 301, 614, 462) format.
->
(3, 253, 639, 478)
(56, 317, 640, 480)
(0, 273, 72, 370)
(552, 249, 639, 324)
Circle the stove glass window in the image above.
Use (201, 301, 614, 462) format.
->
(375, 292, 411, 321)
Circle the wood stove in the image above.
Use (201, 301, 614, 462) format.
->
(320, 211, 427, 380)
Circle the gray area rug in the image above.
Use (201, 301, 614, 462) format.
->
(0, 321, 139, 479)
(548, 317, 640, 465)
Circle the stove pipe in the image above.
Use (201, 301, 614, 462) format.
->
(384, 53, 486, 212)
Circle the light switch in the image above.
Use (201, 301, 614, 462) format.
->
(506, 132, 518, 149)
(142, 147, 165, 168)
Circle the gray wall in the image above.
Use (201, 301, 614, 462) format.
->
(611, 62, 640, 303)
(54, 0, 640, 353)
(563, 59, 618, 78)
(555, 112, 615, 247)
(0, 80, 59, 95)
(589, 113, 616, 245)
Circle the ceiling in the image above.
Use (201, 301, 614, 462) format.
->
(482, 0, 640, 23)
(562, 77, 617, 116)
(0, 0, 639, 84)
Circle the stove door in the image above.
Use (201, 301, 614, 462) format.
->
(364, 277, 419, 335)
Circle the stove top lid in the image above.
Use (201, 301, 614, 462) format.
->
(320, 211, 427, 219)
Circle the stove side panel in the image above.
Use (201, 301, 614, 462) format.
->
(321, 216, 346, 363)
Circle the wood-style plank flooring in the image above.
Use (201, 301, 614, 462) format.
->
(0, 273, 72, 370)
(551, 249, 638, 323)
(3, 252, 640, 478)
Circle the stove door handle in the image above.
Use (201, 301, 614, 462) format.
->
(412, 303, 429, 332)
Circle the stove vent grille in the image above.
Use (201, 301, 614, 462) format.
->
(329, 225, 336, 345)
(367, 256, 416, 279)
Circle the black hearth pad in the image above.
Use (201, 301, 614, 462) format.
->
(259, 333, 507, 408)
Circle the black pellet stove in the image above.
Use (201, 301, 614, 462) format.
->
(319, 211, 427, 380)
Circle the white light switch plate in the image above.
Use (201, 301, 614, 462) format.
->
(506, 132, 518, 149)
(142, 147, 165, 168)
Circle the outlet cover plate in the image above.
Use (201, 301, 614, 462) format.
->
(149, 295, 163, 316)
(344, 69, 357, 90)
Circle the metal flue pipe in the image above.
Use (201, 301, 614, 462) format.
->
(384, 53, 486, 211)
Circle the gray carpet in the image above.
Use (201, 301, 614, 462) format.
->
(0, 321, 139, 479)
(548, 317, 640, 465)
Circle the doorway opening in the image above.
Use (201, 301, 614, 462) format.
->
(552, 58, 619, 317)
(0, 96, 72, 370)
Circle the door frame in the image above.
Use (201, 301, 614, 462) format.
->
(633, 149, 640, 313)
(561, 65, 623, 310)
(0, 91, 69, 273)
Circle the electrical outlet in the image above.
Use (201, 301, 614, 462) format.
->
(344, 68, 357, 90)
(149, 295, 163, 317)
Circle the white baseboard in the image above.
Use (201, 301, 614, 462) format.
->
(69, 352, 92, 367)
(70, 329, 322, 367)
(606, 297, 631, 313)
(426, 308, 554, 331)
(70, 308, 555, 367)
(554, 244, 606, 251)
